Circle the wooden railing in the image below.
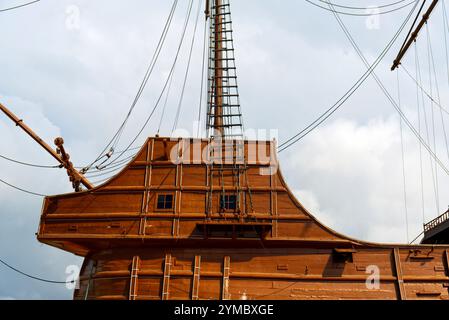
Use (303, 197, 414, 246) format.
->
(424, 210, 449, 232)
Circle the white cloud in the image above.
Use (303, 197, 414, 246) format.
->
(281, 115, 449, 244)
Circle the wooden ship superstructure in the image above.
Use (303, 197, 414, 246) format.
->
(2, 0, 449, 300)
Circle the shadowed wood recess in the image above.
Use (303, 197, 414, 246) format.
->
(37, 137, 449, 300)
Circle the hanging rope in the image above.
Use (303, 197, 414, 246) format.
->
(100, 0, 195, 168)
(317, 0, 411, 10)
(426, 23, 441, 214)
(442, 0, 449, 85)
(85, 0, 179, 172)
(0, 153, 59, 169)
(278, 0, 419, 152)
(157, 67, 175, 135)
(0, 176, 46, 197)
(305, 0, 418, 17)
(397, 70, 410, 243)
(415, 37, 440, 217)
(0, 257, 73, 284)
(172, 0, 202, 134)
(0, 0, 40, 13)
(326, 0, 449, 180)
(401, 65, 449, 117)
(197, 10, 209, 139)
(414, 43, 426, 225)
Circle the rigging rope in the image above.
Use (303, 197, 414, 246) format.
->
(414, 43, 426, 225)
(157, 68, 175, 135)
(85, 0, 179, 172)
(442, 0, 449, 85)
(278, 0, 419, 152)
(401, 65, 449, 117)
(415, 39, 440, 217)
(0, 153, 59, 169)
(197, 10, 209, 139)
(0, 257, 73, 284)
(0, 176, 46, 197)
(425, 24, 441, 214)
(0, 0, 40, 13)
(397, 70, 410, 243)
(325, 0, 449, 179)
(305, 0, 418, 17)
(172, 0, 203, 134)
(432, 12, 449, 163)
(101, 0, 195, 168)
(317, 0, 411, 10)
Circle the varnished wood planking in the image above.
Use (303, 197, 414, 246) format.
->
(37, 137, 449, 300)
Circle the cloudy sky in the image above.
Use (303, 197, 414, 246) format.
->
(1, 0, 449, 299)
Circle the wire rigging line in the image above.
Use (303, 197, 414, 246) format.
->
(409, 229, 425, 244)
(442, 0, 449, 85)
(425, 23, 441, 214)
(415, 39, 440, 217)
(429, 13, 449, 164)
(0, 153, 59, 169)
(101, 0, 195, 168)
(397, 70, 410, 243)
(85, 0, 179, 172)
(172, 0, 203, 134)
(78, 146, 141, 172)
(106, 0, 179, 151)
(326, 0, 449, 178)
(0, 257, 73, 284)
(278, 0, 419, 153)
(317, 0, 410, 10)
(305, 0, 418, 17)
(414, 43, 426, 225)
(0, 176, 46, 197)
(157, 68, 175, 135)
(197, 7, 209, 139)
(401, 65, 449, 117)
(85, 163, 126, 179)
(0, 0, 40, 12)
(396, 0, 427, 60)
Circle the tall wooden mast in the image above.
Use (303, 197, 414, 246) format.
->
(206, 0, 244, 140)
(213, 0, 224, 136)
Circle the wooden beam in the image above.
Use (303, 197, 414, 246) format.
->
(393, 248, 406, 300)
(0, 102, 93, 190)
(391, 0, 440, 70)
(446, 250, 449, 277)
(128, 256, 140, 300)
(83, 260, 96, 300)
(192, 255, 201, 300)
(222, 256, 231, 300)
(162, 254, 172, 300)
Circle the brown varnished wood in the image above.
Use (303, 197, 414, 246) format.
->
(37, 137, 449, 300)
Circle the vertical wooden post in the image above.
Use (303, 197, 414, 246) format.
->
(222, 256, 231, 300)
(162, 254, 172, 300)
(393, 248, 406, 300)
(128, 256, 140, 300)
(270, 162, 278, 238)
(192, 255, 201, 300)
(83, 260, 96, 300)
(139, 142, 151, 236)
(173, 139, 183, 237)
(445, 250, 449, 276)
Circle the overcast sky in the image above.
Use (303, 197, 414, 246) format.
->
(2, 0, 449, 299)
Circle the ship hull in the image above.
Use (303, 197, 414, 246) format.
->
(75, 244, 449, 300)
(37, 137, 449, 300)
